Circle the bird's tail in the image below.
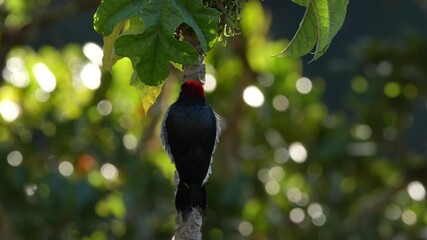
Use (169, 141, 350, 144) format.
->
(175, 181, 207, 220)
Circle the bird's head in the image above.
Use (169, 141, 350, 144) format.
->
(180, 80, 205, 100)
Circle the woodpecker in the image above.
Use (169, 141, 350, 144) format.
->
(161, 80, 220, 219)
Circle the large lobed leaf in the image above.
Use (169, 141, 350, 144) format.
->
(277, 0, 349, 61)
(114, 28, 198, 85)
(94, 0, 220, 86)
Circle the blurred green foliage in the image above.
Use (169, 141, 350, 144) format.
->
(1, 0, 427, 240)
(2, 0, 51, 28)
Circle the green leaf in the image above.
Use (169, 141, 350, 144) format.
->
(94, 0, 220, 86)
(312, 0, 348, 60)
(115, 29, 198, 85)
(102, 18, 144, 72)
(131, 72, 164, 114)
(277, 0, 348, 61)
(94, 0, 141, 35)
(276, 0, 318, 59)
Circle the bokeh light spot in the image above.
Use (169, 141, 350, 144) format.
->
(289, 142, 307, 163)
(384, 82, 400, 98)
(35, 89, 50, 102)
(351, 124, 372, 140)
(312, 213, 326, 226)
(83, 42, 103, 66)
(7, 150, 23, 167)
(80, 63, 101, 90)
(203, 74, 217, 92)
(123, 134, 138, 150)
(269, 166, 285, 182)
(297, 193, 310, 207)
(287, 187, 302, 203)
(101, 163, 118, 180)
(243, 85, 264, 108)
(377, 61, 393, 76)
(347, 142, 377, 157)
(257, 168, 270, 183)
(77, 154, 96, 174)
(24, 183, 37, 196)
(265, 180, 280, 195)
(289, 208, 305, 223)
(407, 181, 426, 201)
(97, 100, 113, 116)
(274, 147, 289, 164)
(119, 115, 134, 129)
(272, 95, 289, 111)
(3, 56, 29, 87)
(308, 203, 323, 218)
(265, 129, 284, 148)
(351, 76, 368, 93)
(58, 161, 74, 177)
(296, 77, 312, 94)
(238, 221, 253, 236)
(0, 99, 21, 122)
(401, 210, 417, 225)
(385, 204, 401, 220)
(33, 63, 56, 93)
(257, 74, 274, 87)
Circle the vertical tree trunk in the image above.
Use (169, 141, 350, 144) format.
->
(173, 24, 206, 240)
(175, 209, 203, 240)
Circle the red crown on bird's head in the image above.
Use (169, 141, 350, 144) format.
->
(181, 80, 205, 99)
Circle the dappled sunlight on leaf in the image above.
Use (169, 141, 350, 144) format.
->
(94, 0, 220, 86)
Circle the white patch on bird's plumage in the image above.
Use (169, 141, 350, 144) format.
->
(202, 164, 212, 186)
(174, 170, 180, 195)
(213, 111, 221, 150)
(202, 111, 221, 185)
(161, 107, 174, 164)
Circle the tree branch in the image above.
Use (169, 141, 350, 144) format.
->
(175, 209, 203, 240)
(180, 24, 206, 84)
